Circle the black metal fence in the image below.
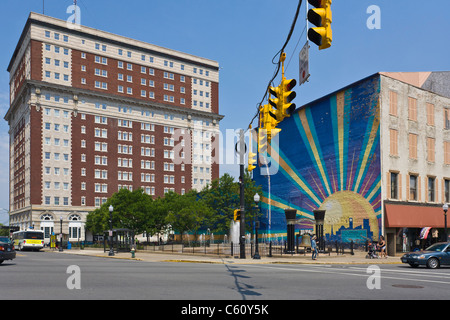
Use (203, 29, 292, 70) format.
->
(135, 240, 367, 257)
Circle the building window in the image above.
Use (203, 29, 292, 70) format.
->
(427, 137, 435, 162)
(390, 172, 398, 200)
(445, 109, 450, 130)
(389, 129, 398, 156)
(409, 174, 417, 201)
(408, 133, 417, 159)
(445, 142, 450, 165)
(428, 177, 435, 202)
(445, 179, 450, 203)
(408, 97, 417, 121)
(426, 103, 435, 126)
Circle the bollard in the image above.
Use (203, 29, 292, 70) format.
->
(268, 241, 272, 257)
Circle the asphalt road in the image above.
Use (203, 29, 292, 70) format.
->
(1, 251, 449, 303)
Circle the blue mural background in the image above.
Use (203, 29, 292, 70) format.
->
(253, 74, 382, 243)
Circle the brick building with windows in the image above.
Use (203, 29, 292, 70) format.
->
(5, 13, 223, 242)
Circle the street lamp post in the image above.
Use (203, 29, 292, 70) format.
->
(253, 193, 261, 260)
(108, 205, 115, 256)
(443, 204, 448, 242)
(59, 216, 63, 252)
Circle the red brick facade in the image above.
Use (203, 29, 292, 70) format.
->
(6, 14, 222, 234)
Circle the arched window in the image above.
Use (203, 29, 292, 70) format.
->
(41, 213, 54, 221)
(40, 213, 54, 239)
(68, 214, 83, 239)
(68, 214, 81, 221)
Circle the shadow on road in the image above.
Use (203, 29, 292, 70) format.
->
(225, 264, 262, 300)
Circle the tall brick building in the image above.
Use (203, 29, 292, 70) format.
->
(5, 13, 223, 241)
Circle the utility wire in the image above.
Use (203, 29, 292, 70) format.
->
(247, 0, 303, 130)
(286, 24, 307, 72)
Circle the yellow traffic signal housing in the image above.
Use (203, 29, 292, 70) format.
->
(280, 78, 297, 119)
(248, 151, 257, 172)
(248, 130, 257, 172)
(261, 104, 278, 129)
(308, 0, 332, 50)
(258, 129, 268, 154)
(234, 209, 241, 221)
(268, 78, 297, 123)
(268, 85, 281, 111)
(260, 104, 281, 144)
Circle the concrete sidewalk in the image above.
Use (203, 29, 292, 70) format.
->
(44, 247, 403, 265)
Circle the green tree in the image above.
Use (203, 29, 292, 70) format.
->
(199, 171, 262, 236)
(200, 173, 239, 234)
(145, 196, 170, 242)
(86, 188, 153, 236)
(165, 190, 213, 243)
(0, 224, 9, 237)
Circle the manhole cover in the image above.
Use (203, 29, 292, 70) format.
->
(392, 284, 424, 289)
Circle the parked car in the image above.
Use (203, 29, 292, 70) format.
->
(0, 236, 16, 264)
(401, 242, 450, 269)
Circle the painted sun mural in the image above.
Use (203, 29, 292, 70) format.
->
(253, 75, 382, 243)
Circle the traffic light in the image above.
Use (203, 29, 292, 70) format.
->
(260, 104, 281, 143)
(261, 104, 278, 130)
(279, 77, 297, 119)
(268, 85, 281, 115)
(234, 209, 241, 221)
(307, 0, 332, 50)
(248, 151, 257, 172)
(248, 131, 257, 172)
(258, 128, 268, 155)
(268, 78, 297, 123)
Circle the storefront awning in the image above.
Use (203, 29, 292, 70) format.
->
(385, 203, 447, 228)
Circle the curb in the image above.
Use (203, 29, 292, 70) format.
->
(42, 249, 403, 265)
(91, 254, 143, 261)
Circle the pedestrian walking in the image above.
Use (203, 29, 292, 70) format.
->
(311, 234, 318, 260)
(379, 235, 387, 258)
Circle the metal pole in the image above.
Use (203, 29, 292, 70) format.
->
(59, 216, 63, 252)
(108, 205, 114, 256)
(254, 205, 261, 259)
(239, 129, 246, 259)
(445, 212, 448, 241)
(444, 204, 448, 242)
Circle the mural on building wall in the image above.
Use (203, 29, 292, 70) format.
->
(254, 76, 382, 243)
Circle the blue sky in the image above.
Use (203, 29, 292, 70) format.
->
(0, 0, 449, 224)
